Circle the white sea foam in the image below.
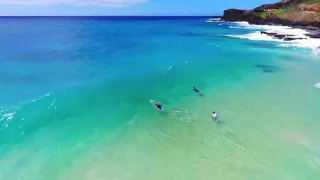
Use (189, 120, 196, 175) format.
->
(229, 26, 242, 29)
(206, 18, 223, 23)
(227, 22, 320, 55)
(0, 112, 15, 121)
(30, 92, 53, 103)
(226, 33, 282, 42)
(0, 112, 16, 130)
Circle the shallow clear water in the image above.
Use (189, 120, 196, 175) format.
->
(0, 17, 320, 180)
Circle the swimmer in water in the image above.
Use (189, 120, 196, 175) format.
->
(193, 86, 203, 96)
(155, 103, 163, 111)
(151, 100, 164, 111)
(212, 112, 218, 121)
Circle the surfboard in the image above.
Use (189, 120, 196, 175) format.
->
(315, 83, 320, 88)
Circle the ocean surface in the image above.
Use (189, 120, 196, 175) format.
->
(0, 16, 320, 180)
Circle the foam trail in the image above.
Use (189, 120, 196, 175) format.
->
(4, 113, 15, 120)
(0, 112, 16, 130)
(206, 18, 222, 23)
(229, 26, 242, 29)
(30, 92, 53, 103)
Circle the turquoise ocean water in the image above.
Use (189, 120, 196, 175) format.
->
(0, 17, 320, 180)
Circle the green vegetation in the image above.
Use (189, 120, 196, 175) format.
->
(259, 12, 268, 18)
(281, 0, 320, 14)
(284, 5, 297, 13)
(274, 8, 285, 15)
(258, 8, 285, 18)
(257, 0, 319, 19)
(302, 0, 320, 4)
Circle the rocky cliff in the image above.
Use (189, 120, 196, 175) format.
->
(221, 0, 320, 29)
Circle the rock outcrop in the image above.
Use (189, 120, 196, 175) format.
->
(297, 3, 320, 12)
(222, 0, 320, 29)
(261, 31, 307, 41)
(253, 0, 302, 12)
(222, 9, 260, 22)
(306, 33, 320, 38)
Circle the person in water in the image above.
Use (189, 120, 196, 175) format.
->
(155, 103, 163, 111)
(212, 112, 218, 121)
(193, 86, 203, 96)
(151, 100, 163, 111)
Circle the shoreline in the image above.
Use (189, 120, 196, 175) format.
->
(214, 15, 320, 31)
(218, 0, 320, 31)
(209, 18, 320, 55)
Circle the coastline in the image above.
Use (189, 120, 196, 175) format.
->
(208, 18, 320, 55)
(217, 0, 320, 31)
(219, 11, 320, 31)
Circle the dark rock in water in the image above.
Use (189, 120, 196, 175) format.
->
(261, 31, 278, 36)
(305, 33, 320, 38)
(261, 31, 286, 39)
(260, 31, 305, 40)
(254, 64, 282, 73)
(283, 37, 307, 41)
(274, 34, 286, 39)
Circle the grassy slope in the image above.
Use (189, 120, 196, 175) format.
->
(302, 0, 320, 4)
(259, 9, 285, 18)
(258, 0, 319, 18)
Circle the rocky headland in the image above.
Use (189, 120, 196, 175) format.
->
(221, 0, 320, 30)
